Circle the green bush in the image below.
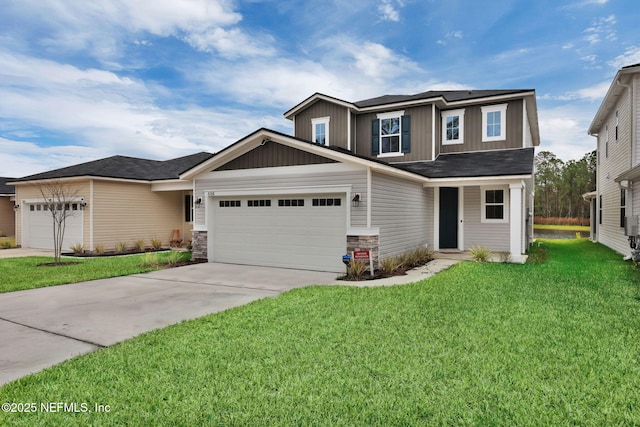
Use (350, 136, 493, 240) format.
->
(70, 243, 84, 254)
(134, 239, 146, 252)
(140, 253, 159, 268)
(151, 237, 163, 250)
(94, 244, 106, 255)
(346, 260, 368, 280)
(115, 241, 128, 254)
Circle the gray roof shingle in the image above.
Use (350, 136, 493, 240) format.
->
(354, 90, 533, 108)
(394, 148, 535, 178)
(11, 152, 214, 183)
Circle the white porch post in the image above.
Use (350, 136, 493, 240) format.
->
(509, 182, 524, 263)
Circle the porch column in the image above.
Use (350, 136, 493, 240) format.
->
(509, 182, 524, 263)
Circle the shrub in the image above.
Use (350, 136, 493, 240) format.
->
(134, 239, 146, 252)
(470, 246, 492, 262)
(163, 250, 184, 267)
(151, 237, 163, 250)
(140, 253, 159, 268)
(380, 256, 404, 276)
(410, 247, 434, 266)
(346, 260, 368, 280)
(527, 242, 548, 264)
(94, 244, 106, 255)
(70, 243, 84, 254)
(0, 240, 13, 249)
(115, 241, 128, 254)
(534, 216, 590, 227)
(0, 230, 5, 237)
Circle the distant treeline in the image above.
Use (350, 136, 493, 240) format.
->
(534, 150, 596, 221)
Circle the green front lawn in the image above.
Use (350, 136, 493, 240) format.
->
(1, 240, 639, 425)
(533, 224, 590, 232)
(0, 252, 186, 294)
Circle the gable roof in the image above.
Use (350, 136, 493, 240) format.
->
(394, 148, 535, 178)
(11, 152, 214, 183)
(353, 90, 533, 108)
(0, 177, 15, 195)
(589, 63, 640, 134)
(181, 127, 534, 182)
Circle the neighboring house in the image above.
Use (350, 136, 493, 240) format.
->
(0, 177, 16, 237)
(9, 152, 213, 251)
(183, 90, 540, 272)
(588, 63, 640, 258)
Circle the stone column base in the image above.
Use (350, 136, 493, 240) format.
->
(346, 234, 380, 270)
(191, 230, 208, 260)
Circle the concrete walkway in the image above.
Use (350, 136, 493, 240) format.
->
(0, 259, 460, 386)
(0, 248, 55, 259)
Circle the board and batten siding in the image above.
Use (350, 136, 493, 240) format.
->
(354, 105, 433, 161)
(597, 85, 632, 256)
(370, 172, 429, 259)
(14, 181, 91, 248)
(440, 99, 524, 154)
(217, 141, 336, 171)
(294, 100, 350, 149)
(92, 181, 184, 250)
(463, 186, 510, 251)
(194, 164, 368, 229)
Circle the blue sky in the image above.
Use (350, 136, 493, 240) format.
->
(1, 0, 638, 176)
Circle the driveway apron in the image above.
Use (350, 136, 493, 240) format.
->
(0, 263, 338, 386)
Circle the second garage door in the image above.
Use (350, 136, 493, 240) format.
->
(25, 202, 83, 250)
(211, 194, 346, 272)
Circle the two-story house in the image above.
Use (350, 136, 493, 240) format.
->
(588, 63, 640, 258)
(184, 90, 540, 272)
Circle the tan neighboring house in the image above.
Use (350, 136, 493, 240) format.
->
(0, 177, 16, 237)
(183, 89, 540, 273)
(9, 152, 212, 252)
(588, 63, 640, 258)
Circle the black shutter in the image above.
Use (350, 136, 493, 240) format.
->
(371, 119, 379, 155)
(401, 114, 411, 153)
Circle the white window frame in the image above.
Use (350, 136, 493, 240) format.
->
(481, 186, 509, 223)
(481, 104, 507, 142)
(312, 116, 330, 146)
(376, 110, 404, 157)
(442, 109, 465, 145)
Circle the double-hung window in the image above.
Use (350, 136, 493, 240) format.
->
(442, 109, 465, 145)
(372, 111, 411, 157)
(481, 187, 509, 223)
(311, 116, 330, 146)
(481, 104, 507, 142)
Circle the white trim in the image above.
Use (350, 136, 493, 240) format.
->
(423, 175, 532, 187)
(347, 109, 351, 151)
(481, 104, 507, 142)
(366, 168, 372, 228)
(509, 182, 524, 262)
(198, 163, 362, 180)
(431, 105, 436, 160)
(481, 185, 510, 224)
(377, 152, 404, 159)
(442, 109, 465, 145)
(376, 110, 405, 120)
(151, 180, 193, 192)
(89, 179, 94, 251)
(206, 185, 352, 198)
(311, 116, 330, 146)
(522, 100, 527, 148)
(347, 227, 380, 236)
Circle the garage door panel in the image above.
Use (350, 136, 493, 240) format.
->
(25, 205, 83, 250)
(211, 194, 346, 272)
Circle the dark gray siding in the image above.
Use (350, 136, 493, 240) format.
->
(216, 142, 336, 171)
(293, 100, 349, 149)
(440, 99, 524, 154)
(354, 105, 433, 161)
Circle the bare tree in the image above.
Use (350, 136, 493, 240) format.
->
(35, 180, 80, 264)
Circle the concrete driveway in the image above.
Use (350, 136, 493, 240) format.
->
(0, 263, 338, 386)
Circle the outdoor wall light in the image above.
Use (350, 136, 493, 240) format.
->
(195, 197, 202, 207)
(351, 193, 361, 208)
(13, 203, 20, 211)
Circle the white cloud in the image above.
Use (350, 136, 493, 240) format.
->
(539, 80, 610, 102)
(538, 105, 598, 161)
(378, 0, 400, 22)
(184, 27, 276, 58)
(583, 14, 616, 45)
(608, 46, 640, 70)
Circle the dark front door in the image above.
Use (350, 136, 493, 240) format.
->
(439, 187, 458, 249)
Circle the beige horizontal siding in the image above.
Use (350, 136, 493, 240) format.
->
(0, 198, 15, 237)
(92, 181, 185, 251)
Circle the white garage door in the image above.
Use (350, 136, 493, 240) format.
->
(211, 194, 346, 272)
(25, 203, 83, 250)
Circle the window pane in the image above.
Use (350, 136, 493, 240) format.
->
(381, 118, 399, 135)
(446, 115, 459, 140)
(382, 135, 400, 153)
(486, 190, 503, 203)
(486, 205, 504, 219)
(315, 123, 326, 145)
